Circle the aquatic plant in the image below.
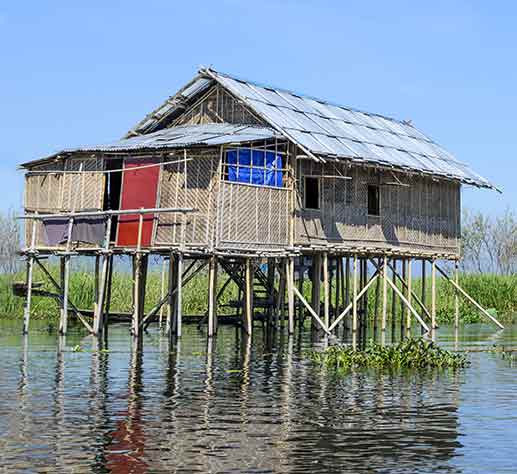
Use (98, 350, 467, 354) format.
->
(308, 339, 469, 370)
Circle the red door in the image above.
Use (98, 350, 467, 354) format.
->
(116, 158, 160, 247)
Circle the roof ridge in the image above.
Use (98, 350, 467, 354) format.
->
(201, 67, 412, 128)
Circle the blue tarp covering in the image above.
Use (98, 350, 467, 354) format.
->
(227, 149, 283, 187)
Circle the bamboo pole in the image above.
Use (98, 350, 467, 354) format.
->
(208, 256, 218, 337)
(287, 256, 295, 334)
(59, 257, 70, 335)
(400, 259, 406, 337)
(406, 258, 412, 337)
(243, 258, 254, 336)
(373, 257, 381, 336)
(352, 254, 358, 334)
(267, 258, 275, 325)
(166, 252, 175, 338)
(434, 262, 504, 330)
(385, 276, 430, 333)
(276, 259, 286, 329)
(381, 255, 388, 333)
(328, 271, 379, 332)
(454, 260, 460, 329)
(323, 252, 329, 329)
(159, 257, 168, 330)
(103, 255, 113, 336)
(431, 258, 437, 330)
(311, 254, 322, 329)
(391, 258, 397, 338)
(175, 253, 184, 338)
(292, 286, 331, 335)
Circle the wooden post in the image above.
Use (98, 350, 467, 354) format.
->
(93, 255, 100, 318)
(297, 256, 304, 323)
(421, 258, 427, 335)
(352, 254, 358, 334)
(381, 255, 388, 333)
(175, 253, 183, 338)
(454, 260, 460, 329)
(267, 257, 275, 325)
(93, 255, 110, 336)
(22, 257, 35, 335)
(391, 258, 397, 338)
(406, 258, 412, 337)
(431, 258, 437, 330)
(103, 255, 114, 336)
(132, 253, 148, 339)
(400, 258, 406, 337)
(373, 257, 381, 336)
(276, 259, 286, 329)
(159, 257, 168, 330)
(323, 252, 330, 330)
(208, 256, 218, 337)
(287, 256, 295, 335)
(59, 256, 70, 335)
(166, 252, 176, 340)
(311, 253, 322, 329)
(58, 256, 66, 332)
(334, 256, 341, 319)
(243, 258, 253, 335)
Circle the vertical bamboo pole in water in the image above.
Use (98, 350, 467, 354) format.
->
(287, 256, 295, 335)
(391, 258, 397, 339)
(243, 258, 254, 336)
(421, 258, 427, 335)
(406, 258, 412, 337)
(323, 252, 330, 330)
(352, 254, 358, 334)
(208, 256, 218, 337)
(381, 255, 388, 334)
(454, 259, 460, 329)
(431, 258, 437, 332)
(159, 257, 168, 330)
(311, 253, 322, 331)
(175, 253, 184, 338)
(400, 259, 406, 337)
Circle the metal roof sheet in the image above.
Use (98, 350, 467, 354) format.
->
(32, 124, 281, 163)
(200, 68, 495, 190)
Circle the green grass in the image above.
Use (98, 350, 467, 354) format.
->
(1, 266, 516, 324)
(308, 339, 469, 370)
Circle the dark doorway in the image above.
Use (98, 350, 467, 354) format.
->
(103, 158, 123, 242)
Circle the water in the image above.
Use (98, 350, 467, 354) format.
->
(0, 321, 516, 473)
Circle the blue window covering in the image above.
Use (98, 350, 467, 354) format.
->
(226, 149, 283, 187)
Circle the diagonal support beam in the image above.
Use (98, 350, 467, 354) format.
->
(142, 259, 209, 330)
(34, 258, 93, 333)
(328, 271, 379, 332)
(433, 262, 504, 330)
(385, 275, 430, 333)
(293, 286, 331, 335)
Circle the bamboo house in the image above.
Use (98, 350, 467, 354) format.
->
(18, 67, 503, 341)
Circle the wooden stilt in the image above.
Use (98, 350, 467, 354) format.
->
(311, 254, 322, 330)
(166, 252, 175, 339)
(381, 255, 388, 333)
(334, 256, 341, 319)
(373, 257, 381, 337)
(159, 257, 168, 330)
(352, 254, 358, 334)
(406, 258, 412, 337)
(207, 256, 218, 338)
(287, 256, 295, 335)
(59, 256, 70, 335)
(297, 256, 304, 324)
(431, 258, 437, 330)
(243, 258, 253, 335)
(400, 259, 406, 337)
(454, 260, 460, 329)
(58, 256, 65, 332)
(22, 256, 35, 335)
(267, 258, 275, 325)
(132, 254, 148, 339)
(175, 253, 184, 338)
(93, 255, 100, 318)
(103, 256, 113, 336)
(391, 258, 397, 338)
(323, 252, 330, 330)
(276, 258, 286, 329)
(93, 254, 109, 336)
(421, 259, 427, 335)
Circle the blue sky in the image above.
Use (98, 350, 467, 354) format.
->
(1, 1, 514, 213)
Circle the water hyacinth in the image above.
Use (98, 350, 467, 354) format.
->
(309, 339, 469, 370)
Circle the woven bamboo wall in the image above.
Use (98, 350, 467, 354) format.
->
(217, 182, 290, 249)
(174, 84, 265, 127)
(155, 151, 219, 246)
(24, 156, 105, 248)
(295, 160, 461, 255)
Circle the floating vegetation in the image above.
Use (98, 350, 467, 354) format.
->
(309, 339, 469, 371)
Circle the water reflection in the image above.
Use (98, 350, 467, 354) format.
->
(0, 322, 516, 473)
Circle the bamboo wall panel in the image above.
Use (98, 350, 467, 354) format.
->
(218, 182, 290, 249)
(174, 85, 265, 127)
(61, 156, 104, 211)
(295, 161, 460, 255)
(155, 152, 219, 246)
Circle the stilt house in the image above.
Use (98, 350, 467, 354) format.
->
(19, 67, 500, 338)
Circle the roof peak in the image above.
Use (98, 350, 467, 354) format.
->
(200, 66, 412, 128)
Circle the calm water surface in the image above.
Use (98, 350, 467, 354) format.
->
(0, 321, 516, 473)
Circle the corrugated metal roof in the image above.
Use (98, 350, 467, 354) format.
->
(35, 124, 281, 162)
(199, 68, 495, 190)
